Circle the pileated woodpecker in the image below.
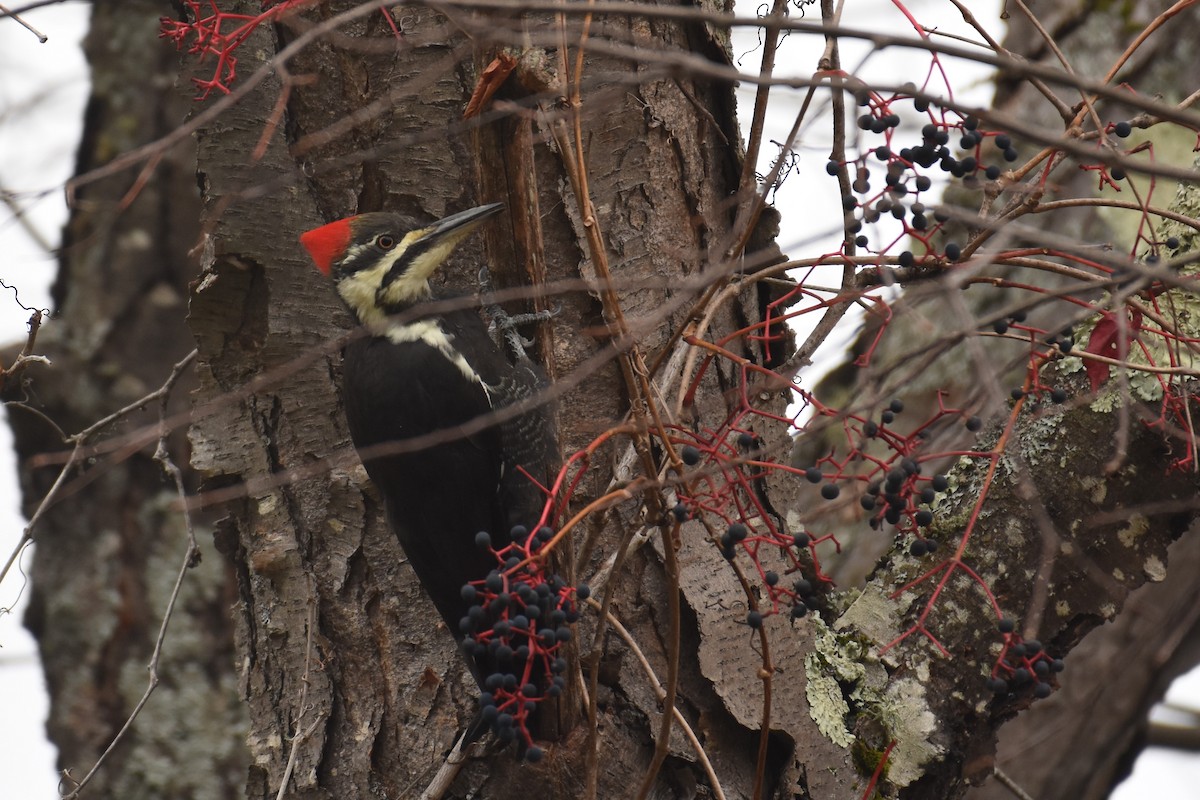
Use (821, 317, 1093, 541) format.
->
(299, 203, 555, 680)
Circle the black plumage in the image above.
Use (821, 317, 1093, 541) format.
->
(340, 308, 552, 637)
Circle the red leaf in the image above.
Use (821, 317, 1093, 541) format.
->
(1083, 309, 1142, 391)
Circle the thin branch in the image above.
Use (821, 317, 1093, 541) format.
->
(591, 602, 728, 800)
(59, 350, 200, 800)
(275, 589, 320, 800)
(0, 1, 47, 40)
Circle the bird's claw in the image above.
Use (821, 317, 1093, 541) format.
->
(479, 269, 560, 360)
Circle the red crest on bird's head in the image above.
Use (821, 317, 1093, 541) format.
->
(299, 217, 356, 276)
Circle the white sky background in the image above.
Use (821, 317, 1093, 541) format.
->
(0, 1, 1196, 797)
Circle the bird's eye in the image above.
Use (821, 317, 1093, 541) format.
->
(375, 235, 396, 250)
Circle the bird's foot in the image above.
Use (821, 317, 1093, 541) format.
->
(478, 267, 559, 360)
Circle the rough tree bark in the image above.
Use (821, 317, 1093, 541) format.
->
(8, 3, 245, 799)
(184, 2, 780, 797)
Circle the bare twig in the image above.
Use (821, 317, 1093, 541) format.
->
(59, 350, 199, 800)
(0, 1, 47, 41)
(275, 590, 320, 800)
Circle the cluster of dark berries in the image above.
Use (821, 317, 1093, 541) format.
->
(803, 463, 843, 500)
(986, 618, 1064, 700)
(719, 522, 824, 621)
(861, 398, 906, 439)
(831, 96, 1024, 264)
(863, 457, 948, 538)
(462, 525, 588, 760)
(788, 573, 819, 620)
(719, 522, 751, 560)
(1045, 325, 1075, 354)
(745, 576, 819, 626)
(990, 309, 1027, 336)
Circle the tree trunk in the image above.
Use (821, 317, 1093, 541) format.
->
(9, 2, 245, 799)
(185, 2, 780, 796)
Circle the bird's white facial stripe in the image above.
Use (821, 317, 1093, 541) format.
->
(385, 320, 492, 398)
(341, 240, 379, 265)
(377, 233, 466, 308)
(334, 219, 487, 316)
(334, 234, 413, 319)
(337, 263, 404, 329)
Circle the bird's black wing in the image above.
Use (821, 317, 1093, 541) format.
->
(440, 308, 557, 533)
(341, 328, 503, 638)
(493, 359, 556, 532)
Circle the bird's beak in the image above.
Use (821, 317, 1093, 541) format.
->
(418, 203, 504, 247)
